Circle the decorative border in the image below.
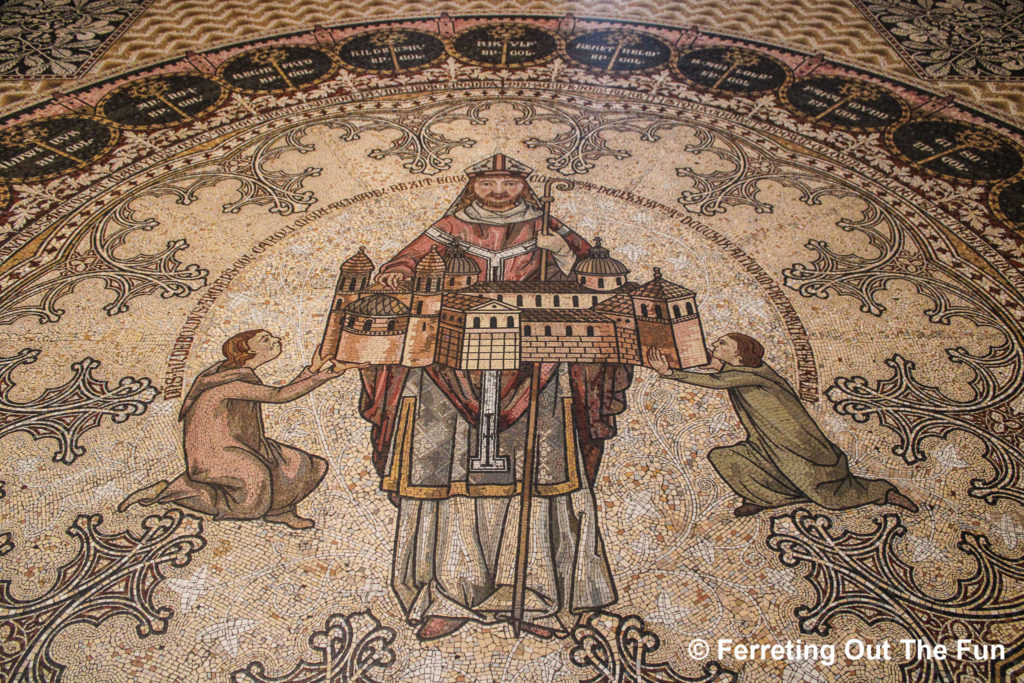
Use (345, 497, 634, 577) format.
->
(778, 75, 911, 132)
(95, 73, 229, 131)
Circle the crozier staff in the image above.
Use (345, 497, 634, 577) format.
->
(648, 335, 918, 517)
(120, 330, 367, 529)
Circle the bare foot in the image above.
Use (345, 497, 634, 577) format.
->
(520, 623, 556, 639)
(264, 510, 315, 529)
(416, 616, 467, 641)
(885, 489, 919, 513)
(734, 501, 765, 517)
(118, 481, 168, 513)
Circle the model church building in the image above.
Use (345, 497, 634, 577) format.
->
(319, 239, 708, 370)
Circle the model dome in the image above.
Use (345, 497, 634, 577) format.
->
(345, 293, 410, 316)
(443, 240, 481, 275)
(574, 237, 629, 276)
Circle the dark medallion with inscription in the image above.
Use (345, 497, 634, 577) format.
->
(0, 117, 117, 182)
(219, 45, 336, 93)
(566, 29, 670, 72)
(451, 24, 558, 67)
(890, 120, 1023, 182)
(992, 178, 1024, 231)
(784, 76, 906, 129)
(675, 47, 788, 94)
(339, 29, 445, 73)
(100, 74, 224, 129)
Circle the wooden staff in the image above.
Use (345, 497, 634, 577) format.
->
(510, 177, 573, 637)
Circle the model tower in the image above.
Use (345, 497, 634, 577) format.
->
(402, 246, 446, 366)
(631, 268, 707, 369)
(321, 247, 374, 358)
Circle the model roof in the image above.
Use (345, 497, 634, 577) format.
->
(520, 309, 614, 322)
(442, 293, 518, 311)
(592, 294, 634, 315)
(631, 268, 695, 299)
(416, 246, 446, 274)
(461, 281, 597, 294)
(341, 246, 374, 273)
(344, 293, 409, 316)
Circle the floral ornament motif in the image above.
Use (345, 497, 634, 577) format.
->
(0, 509, 206, 682)
(0, 348, 158, 464)
(569, 611, 738, 682)
(767, 509, 1024, 683)
(231, 610, 397, 682)
(855, 0, 1024, 80)
(0, 0, 152, 80)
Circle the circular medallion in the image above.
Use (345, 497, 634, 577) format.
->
(338, 29, 446, 73)
(451, 23, 559, 68)
(218, 45, 337, 93)
(890, 119, 1023, 183)
(0, 116, 117, 182)
(674, 46, 789, 93)
(99, 74, 225, 129)
(783, 76, 908, 129)
(565, 29, 671, 72)
(991, 177, 1024, 232)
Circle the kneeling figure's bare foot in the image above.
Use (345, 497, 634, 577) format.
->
(885, 489, 919, 513)
(265, 510, 315, 529)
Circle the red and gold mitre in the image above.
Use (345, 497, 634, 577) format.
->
(463, 153, 532, 177)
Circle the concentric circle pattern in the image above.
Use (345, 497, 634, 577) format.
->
(1, 13, 1023, 683)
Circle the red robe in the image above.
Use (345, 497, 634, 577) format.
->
(358, 212, 633, 488)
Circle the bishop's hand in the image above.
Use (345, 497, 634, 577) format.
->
(535, 231, 571, 256)
(646, 347, 673, 377)
(375, 272, 408, 290)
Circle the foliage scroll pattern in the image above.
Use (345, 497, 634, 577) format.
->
(0, 509, 206, 682)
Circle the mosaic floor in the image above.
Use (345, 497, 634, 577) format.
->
(1, 2, 1023, 682)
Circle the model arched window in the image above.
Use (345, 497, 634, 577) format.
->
(346, 316, 355, 327)
(490, 317, 497, 328)
(598, 278, 605, 288)
(517, 295, 523, 307)
(616, 277, 623, 285)
(497, 295, 503, 302)
(544, 325, 552, 336)
(572, 295, 579, 307)
(416, 301, 423, 314)
(387, 319, 396, 332)
(592, 296, 598, 306)
(641, 303, 649, 317)
(524, 325, 532, 336)
(581, 276, 587, 285)
(507, 316, 514, 327)
(535, 295, 542, 307)
(587, 326, 594, 336)
(655, 305, 663, 318)
(566, 326, 573, 336)
(449, 277, 455, 286)
(687, 302, 694, 315)
(422, 322, 427, 330)
(473, 317, 481, 328)
(347, 279, 356, 292)
(554, 295, 561, 307)
(362, 319, 372, 332)
(673, 304, 681, 318)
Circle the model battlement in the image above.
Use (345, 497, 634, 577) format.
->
(320, 239, 708, 370)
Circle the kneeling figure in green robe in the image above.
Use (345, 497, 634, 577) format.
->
(648, 334, 917, 517)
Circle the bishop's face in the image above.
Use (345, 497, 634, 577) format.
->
(472, 174, 526, 211)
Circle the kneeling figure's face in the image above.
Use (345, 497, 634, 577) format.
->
(472, 174, 526, 211)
